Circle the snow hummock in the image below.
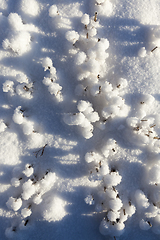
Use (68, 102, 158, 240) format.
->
(42, 196, 67, 222)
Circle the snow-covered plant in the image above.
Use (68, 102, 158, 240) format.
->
(64, 100, 99, 139)
(66, 30, 79, 44)
(94, 0, 113, 16)
(6, 163, 57, 236)
(16, 82, 33, 99)
(64, 12, 130, 136)
(84, 139, 138, 238)
(6, 197, 22, 211)
(3, 80, 15, 95)
(2, 13, 32, 55)
(124, 94, 160, 152)
(3, 74, 33, 99)
(42, 57, 63, 102)
(49, 5, 58, 17)
(8, 13, 24, 32)
(12, 106, 36, 135)
(3, 31, 31, 55)
(12, 106, 25, 125)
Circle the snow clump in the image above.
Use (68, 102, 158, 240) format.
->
(49, 5, 58, 17)
(64, 100, 99, 139)
(94, 0, 113, 16)
(20, 0, 40, 17)
(0, 120, 7, 132)
(2, 13, 31, 55)
(81, 13, 90, 26)
(6, 197, 22, 211)
(134, 190, 149, 209)
(8, 13, 24, 32)
(65, 30, 79, 44)
(3, 80, 14, 95)
(12, 106, 24, 125)
(138, 47, 147, 57)
(42, 57, 63, 102)
(6, 164, 57, 234)
(42, 196, 67, 222)
(84, 140, 137, 237)
(3, 74, 33, 99)
(3, 31, 31, 55)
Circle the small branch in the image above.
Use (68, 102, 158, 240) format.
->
(33, 144, 48, 158)
(94, 12, 98, 22)
(151, 46, 158, 52)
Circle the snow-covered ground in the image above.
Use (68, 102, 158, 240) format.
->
(1, 0, 160, 239)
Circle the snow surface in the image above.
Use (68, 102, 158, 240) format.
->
(1, 0, 160, 240)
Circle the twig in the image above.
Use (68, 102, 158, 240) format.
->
(33, 144, 48, 158)
(151, 46, 158, 52)
(94, 12, 97, 22)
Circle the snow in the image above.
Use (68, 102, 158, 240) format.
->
(1, 0, 160, 240)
